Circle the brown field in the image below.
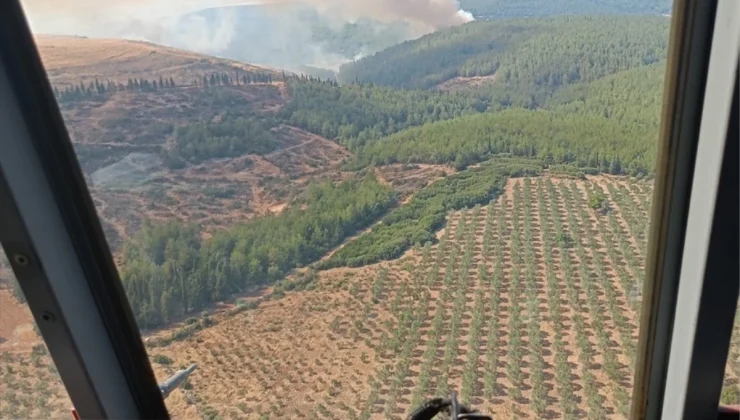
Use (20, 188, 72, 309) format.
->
(35, 35, 280, 87)
(14, 175, 734, 420)
(374, 164, 456, 198)
(89, 124, 353, 251)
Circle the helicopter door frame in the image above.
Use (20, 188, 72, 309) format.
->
(0, 1, 169, 418)
(659, 4, 739, 416)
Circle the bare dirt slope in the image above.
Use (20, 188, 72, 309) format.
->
(30, 36, 354, 250)
(90, 126, 351, 251)
(434, 73, 498, 92)
(35, 35, 280, 87)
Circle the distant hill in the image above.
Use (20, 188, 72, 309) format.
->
(177, 2, 672, 73)
(547, 61, 666, 130)
(460, 0, 672, 18)
(353, 61, 666, 175)
(297, 65, 338, 82)
(35, 34, 281, 87)
(338, 16, 670, 106)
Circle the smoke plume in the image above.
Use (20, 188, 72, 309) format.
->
(284, 0, 474, 32)
(21, 0, 473, 69)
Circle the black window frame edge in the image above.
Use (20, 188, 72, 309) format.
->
(632, 0, 716, 415)
(0, 2, 169, 419)
(659, 0, 740, 415)
(632, 0, 740, 417)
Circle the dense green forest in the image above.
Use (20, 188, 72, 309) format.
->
(338, 21, 537, 90)
(338, 16, 670, 105)
(281, 79, 487, 150)
(121, 175, 394, 328)
(57, 17, 669, 171)
(459, 0, 672, 18)
(547, 61, 666, 130)
(324, 158, 542, 267)
(166, 113, 278, 167)
(355, 107, 657, 175)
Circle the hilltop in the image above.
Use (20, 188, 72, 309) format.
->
(33, 36, 351, 250)
(337, 15, 670, 107)
(35, 35, 281, 87)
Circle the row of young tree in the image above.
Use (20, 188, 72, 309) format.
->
(120, 175, 395, 328)
(54, 76, 178, 103)
(323, 158, 542, 268)
(53, 69, 282, 103)
(195, 71, 276, 88)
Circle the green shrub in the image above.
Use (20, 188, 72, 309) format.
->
(152, 354, 173, 365)
(324, 158, 542, 267)
(721, 384, 740, 405)
(589, 191, 607, 210)
(549, 164, 587, 179)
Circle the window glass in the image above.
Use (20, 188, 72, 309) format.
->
(18, 0, 673, 418)
(0, 248, 72, 419)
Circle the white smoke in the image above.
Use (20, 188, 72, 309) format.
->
(291, 0, 474, 33)
(22, 0, 245, 52)
(22, 0, 473, 45)
(21, 0, 473, 70)
(456, 8, 474, 22)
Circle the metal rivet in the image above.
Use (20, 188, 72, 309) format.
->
(13, 253, 29, 266)
(41, 311, 55, 322)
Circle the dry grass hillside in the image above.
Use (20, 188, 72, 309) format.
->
(35, 35, 280, 87)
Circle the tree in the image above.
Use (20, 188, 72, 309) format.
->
(610, 155, 622, 174)
(721, 385, 740, 405)
(120, 176, 394, 328)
